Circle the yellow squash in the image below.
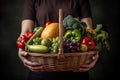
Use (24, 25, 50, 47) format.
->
(41, 23, 59, 39)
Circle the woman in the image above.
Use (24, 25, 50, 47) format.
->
(18, 0, 99, 80)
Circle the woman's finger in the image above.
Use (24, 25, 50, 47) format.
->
(18, 48, 28, 57)
(73, 68, 89, 72)
(26, 65, 44, 70)
(78, 68, 90, 72)
(23, 58, 41, 66)
(29, 68, 44, 72)
(80, 63, 94, 68)
(92, 52, 99, 60)
(26, 65, 44, 72)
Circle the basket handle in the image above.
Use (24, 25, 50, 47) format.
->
(58, 8, 64, 59)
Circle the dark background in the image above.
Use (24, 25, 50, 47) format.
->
(0, 0, 119, 80)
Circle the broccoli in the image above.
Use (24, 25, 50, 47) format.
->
(63, 15, 76, 28)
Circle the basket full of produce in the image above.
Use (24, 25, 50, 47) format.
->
(16, 9, 109, 71)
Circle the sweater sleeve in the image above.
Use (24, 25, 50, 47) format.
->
(22, 0, 36, 21)
(79, 0, 92, 18)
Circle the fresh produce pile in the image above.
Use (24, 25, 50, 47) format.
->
(16, 15, 109, 53)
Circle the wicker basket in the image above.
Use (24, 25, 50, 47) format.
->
(27, 9, 98, 71)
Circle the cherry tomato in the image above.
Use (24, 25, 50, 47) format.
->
(16, 41, 25, 49)
(25, 32, 34, 39)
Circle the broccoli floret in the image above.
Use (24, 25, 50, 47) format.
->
(63, 15, 76, 27)
(72, 22, 78, 29)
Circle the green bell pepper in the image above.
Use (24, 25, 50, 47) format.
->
(64, 29, 81, 42)
(64, 30, 72, 38)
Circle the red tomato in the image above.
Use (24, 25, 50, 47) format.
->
(16, 35, 28, 49)
(25, 32, 34, 39)
(45, 21, 52, 27)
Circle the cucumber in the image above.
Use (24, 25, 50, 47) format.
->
(27, 45, 49, 53)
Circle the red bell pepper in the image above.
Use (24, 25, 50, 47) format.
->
(16, 35, 28, 49)
(81, 36, 95, 51)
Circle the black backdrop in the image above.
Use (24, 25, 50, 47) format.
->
(0, 0, 119, 80)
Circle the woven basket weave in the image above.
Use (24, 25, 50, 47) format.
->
(27, 9, 98, 71)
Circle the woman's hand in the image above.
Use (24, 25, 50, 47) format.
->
(74, 52, 99, 72)
(18, 48, 44, 72)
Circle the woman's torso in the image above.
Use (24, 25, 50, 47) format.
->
(34, 0, 80, 26)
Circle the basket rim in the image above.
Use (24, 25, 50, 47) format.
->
(27, 50, 98, 57)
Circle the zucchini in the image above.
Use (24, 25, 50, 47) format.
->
(27, 45, 49, 53)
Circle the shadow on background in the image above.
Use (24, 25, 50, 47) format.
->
(0, 0, 119, 80)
